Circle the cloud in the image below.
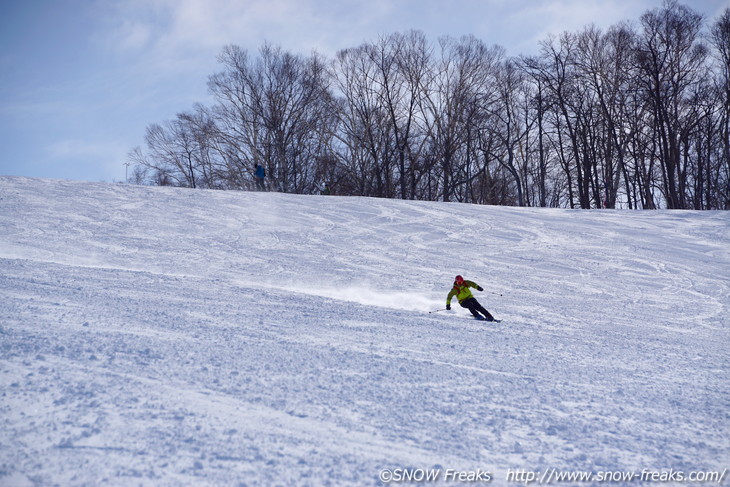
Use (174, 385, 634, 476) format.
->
(48, 139, 111, 159)
(98, 0, 417, 61)
(100, 0, 721, 65)
(44, 137, 131, 180)
(501, 0, 726, 55)
(113, 19, 153, 51)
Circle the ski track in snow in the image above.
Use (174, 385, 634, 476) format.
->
(0, 176, 728, 486)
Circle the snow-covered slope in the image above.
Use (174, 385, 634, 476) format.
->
(1, 176, 728, 486)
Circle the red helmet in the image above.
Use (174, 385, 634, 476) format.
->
(455, 275, 464, 284)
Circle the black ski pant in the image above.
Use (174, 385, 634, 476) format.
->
(460, 297, 494, 321)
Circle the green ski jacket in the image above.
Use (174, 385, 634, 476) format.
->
(447, 280, 480, 306)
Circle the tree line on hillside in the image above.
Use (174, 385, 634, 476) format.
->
(129, 2, 730, 210)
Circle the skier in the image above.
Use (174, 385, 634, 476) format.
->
(254, 164, 266, 191)
(446, 275, 496, 321)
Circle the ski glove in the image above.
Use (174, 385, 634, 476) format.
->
(446, 304, 451, 310)
(477, 286, 483, 291)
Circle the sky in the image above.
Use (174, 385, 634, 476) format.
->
(1, 0, 727, 184)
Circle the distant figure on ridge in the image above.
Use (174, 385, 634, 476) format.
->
(446, 275, 498, 321)
(254, 164, 266, 191)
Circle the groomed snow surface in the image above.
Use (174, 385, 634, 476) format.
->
(1, 176, 728, 486)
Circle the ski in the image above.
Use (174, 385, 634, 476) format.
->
(472, 316, 501, 322)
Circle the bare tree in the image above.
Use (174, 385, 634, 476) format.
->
(525, 34, 586, 208)
(208, 44, 333, 193)
(484, 57, 532, 206)
(380, 31, 431, 200)
(330, 43, 394, 196)
(420, 35, 502, 202)
(635, 0, 709, 208)
(710, 8, 730, 208)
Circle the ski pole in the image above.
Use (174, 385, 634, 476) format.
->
(428, 308, 448, 314)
